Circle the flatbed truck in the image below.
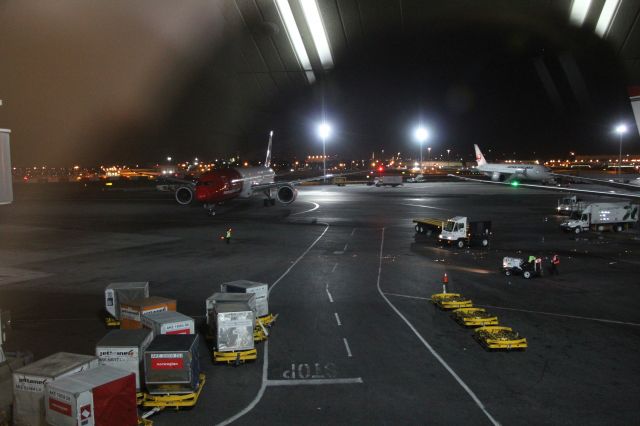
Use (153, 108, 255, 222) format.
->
(415, 216, 491, 248)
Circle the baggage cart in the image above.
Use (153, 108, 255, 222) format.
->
(104, 282, 149, 326)
(451, 308, 498, 327)
(144, 335, 200, 395)
(431, 293, 473, 310)
(96, 329, 153, 391)
(474, 326, 528, 350)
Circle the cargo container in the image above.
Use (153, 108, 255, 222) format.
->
(142, 311, 195, 336)
(205, 292, 256, 326)
(95, 329, 153, 390)
(221, 280, 269, 317)
(45, 365, 137, 426)
(13, 352, 98, 426)
(104, 282, 149, 320)
(560, 202, 639, 233)
(213, 302, 255, 352)
(119, 296, 176, 330)
(144, 335, 200, 395)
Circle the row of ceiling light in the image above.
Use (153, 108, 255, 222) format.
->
(275, 0, 333, 84)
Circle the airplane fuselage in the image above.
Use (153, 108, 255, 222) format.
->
(476, 163, 553, 182)
(194, 166, 275, 204)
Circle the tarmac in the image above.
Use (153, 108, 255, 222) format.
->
(1, 181, 639, 425)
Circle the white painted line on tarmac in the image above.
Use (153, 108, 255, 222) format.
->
(291, 202, 320, 215)
(333, 251, 344, 255)
(331, 262, 338, 273)
(343, 243, 349, 252)
(376, 228, 500, 426)
(401, 203, 448, 211)
(343, 338, 353, 358)
(384, 292, 430, 301)
(350, 228, 356, 236)
(326, 286, 334, 303)
(266, 378, 363, 386)
(218, 223, 330, 426)
(334, 312, 342, 326)
(477, 304, 640, 327)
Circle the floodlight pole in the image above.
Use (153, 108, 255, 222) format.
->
(323, 136, 326, 183)
(419, 141, 423, 171)
(618, 132, 622, 178)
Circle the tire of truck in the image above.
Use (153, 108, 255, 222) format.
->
(415, 224, 420, 233)
(596, 225, 604, 232)
(481, 238, 489, 247)
(614, 224, 623, 232)
(523, 271, 532, 279)
(574, 227, 581, 234)
(505, 270, 512, 276)
(456, 239, 465, 249)
(392, 184, 399, 187)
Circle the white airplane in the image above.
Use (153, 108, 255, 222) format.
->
(473, 144, 554, 183)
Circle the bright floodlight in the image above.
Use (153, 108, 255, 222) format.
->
(615, 124, 627, 134)
(414, 126, 429, 143)
(318, 122, 332, 140)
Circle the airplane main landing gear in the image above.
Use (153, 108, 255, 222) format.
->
(263, 190, 276, 207)
(204, 204, 216, 216)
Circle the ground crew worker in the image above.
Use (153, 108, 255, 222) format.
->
(550, 254, 560, 275)
(225, 228, 232, 244)
(535, 257, 543, 275)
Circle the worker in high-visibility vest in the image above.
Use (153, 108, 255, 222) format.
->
(225, 228, 232, 244)
(550, 254, 560, 275)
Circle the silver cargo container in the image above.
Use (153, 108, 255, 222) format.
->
(205, 292, 256, 326)
(95, 329, 153, 390)
(214, 302, 254, 352)
(104, 282, 149, 319)
(142, 311, 195, 337)
(13, 352, 98, 426)
(144, 335, 200, 395)
(220, 280, 269, 317)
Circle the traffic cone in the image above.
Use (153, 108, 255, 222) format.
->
(442, 273, 449, 284)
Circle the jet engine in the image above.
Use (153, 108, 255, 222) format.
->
(491, 172, 505, 182)
(276, 185, 297, 204)
(175, 186, 194, 205)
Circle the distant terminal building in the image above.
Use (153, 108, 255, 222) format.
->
(546, 154, 640, 171)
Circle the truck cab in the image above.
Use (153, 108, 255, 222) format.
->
(438, 216, 491, 248)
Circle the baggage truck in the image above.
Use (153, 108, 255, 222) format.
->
(221, 280, 269, 318)
(413, 217, 445, 236)
(560, 202, 639, 233)
(119, 296, 177, 330)
(13, 352, 98, 426)
(142, 311, 195, 336)
(437, 216, 491, 248)
(104, 282, 149, 320)
(45, 365, 137, 426)
(144, 335, 200, 395)
(374, 175, 402, 187)
(95, 329, 153, 391)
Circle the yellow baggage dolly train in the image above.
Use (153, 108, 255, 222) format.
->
(474, 326, 528, 350)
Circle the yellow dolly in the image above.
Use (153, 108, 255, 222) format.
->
(452, 308, 498, 327)
(258, 313, 278, 328)
(474, 326, 528, 350)
(431, 293, 473, 310)
(104, 316, 120, 327)
(254, 327, 268, 342)
(213, 349, 258, 365)
(141, 374, 206, 410)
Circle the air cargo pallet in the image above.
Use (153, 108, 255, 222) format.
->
(452, 308, 499, 327)
(104, 316, 120, 327)
(254, 327, 267, 342)
(431, 293, 473, 310)
(473, 326, 528, 350)
(141, 374, 206, 410)
(258, 313, 278, 328)
(214, 349, 258, 365)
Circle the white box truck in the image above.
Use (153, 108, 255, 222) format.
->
(560, 202, 638, 233)
(374, 175, 402, 187)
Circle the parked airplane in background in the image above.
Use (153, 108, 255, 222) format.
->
(173, 131, 333, 215)
(474, 144, 554, 183)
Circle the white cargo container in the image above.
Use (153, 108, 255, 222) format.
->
(205, 292, 256, 326)
(221, 280, 269, 317)
(142, 311, 195, 336)
(104, 282, 149, 320)
(95, 329, 153, 391)
(45, 365, 137, 426)
(560, 202, 639, 233)
(13, 352, 98, 426)
(213, 302, 255, 352)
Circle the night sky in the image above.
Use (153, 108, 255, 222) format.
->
(0, 3, 637, 166)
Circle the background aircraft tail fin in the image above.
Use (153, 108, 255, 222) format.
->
(474, 144, 487, 166)
(264, 131, 273, 168)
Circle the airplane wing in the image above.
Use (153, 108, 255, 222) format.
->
(550, 173, 640, 190)
(448, 174, 640, 200)
(247, 171, 366, 192)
